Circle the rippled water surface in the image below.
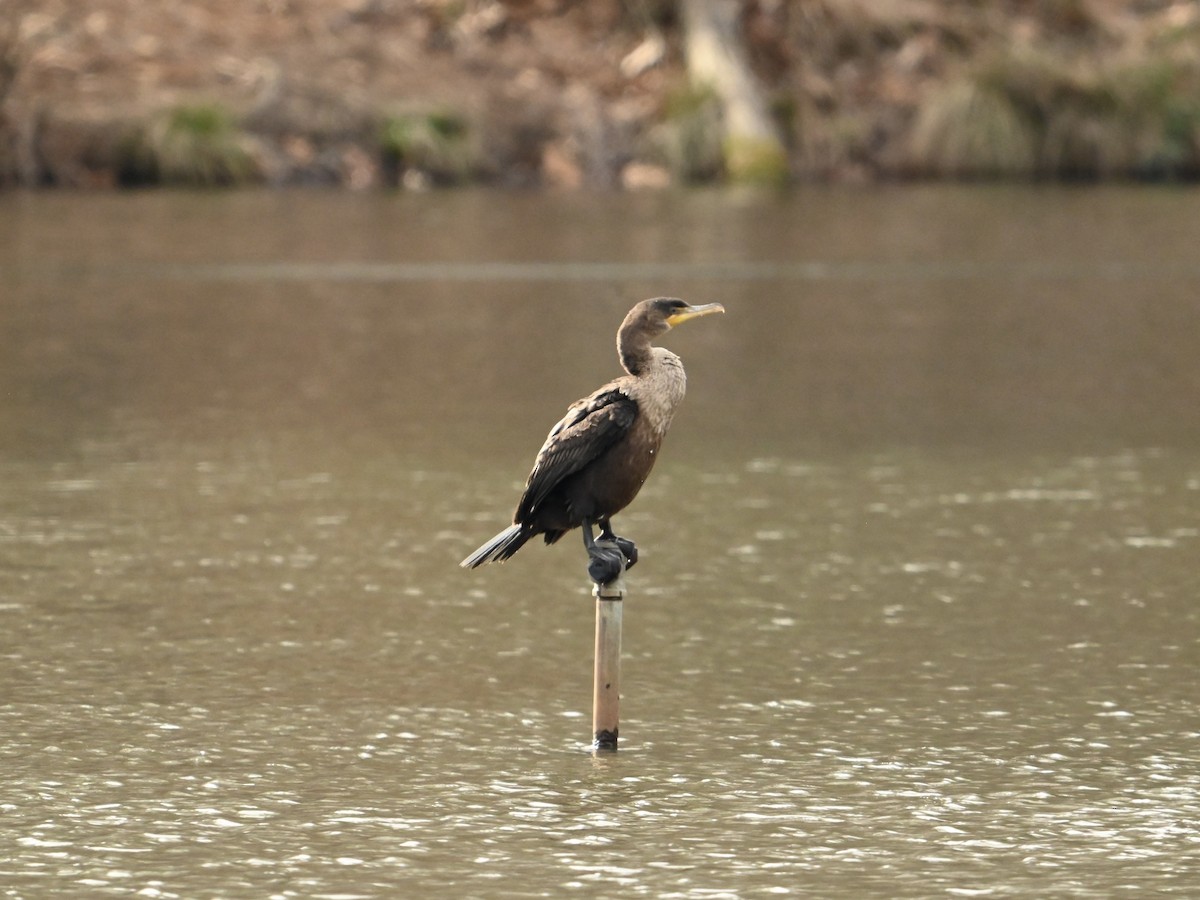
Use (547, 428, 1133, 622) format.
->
(2, 187, 1199, 897)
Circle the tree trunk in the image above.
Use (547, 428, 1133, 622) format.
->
(679, 0, 787, 183)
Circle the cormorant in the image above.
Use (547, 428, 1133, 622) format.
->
(460, 297, 724, 584)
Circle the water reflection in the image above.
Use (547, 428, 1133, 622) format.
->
(1, 188, 1199, 896)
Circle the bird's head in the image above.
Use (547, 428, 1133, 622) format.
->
(617, 297, 724, 375)
(628, 297, 726, 339)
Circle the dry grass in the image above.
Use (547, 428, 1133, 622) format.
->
(649, 83, 725, 183)
(120, 103, 260, 187)
(908, 79, 1037, 178)
(378, 109, 476, 186)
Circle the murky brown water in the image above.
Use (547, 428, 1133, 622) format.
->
(2, 187, 1199, 897)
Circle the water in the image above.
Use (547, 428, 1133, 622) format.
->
(2, 186, 1199, 897)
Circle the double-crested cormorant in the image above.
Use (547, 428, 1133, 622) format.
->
(460, 297, 725, 584)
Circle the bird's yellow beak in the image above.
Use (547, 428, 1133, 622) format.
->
(665, 302, 725, 327)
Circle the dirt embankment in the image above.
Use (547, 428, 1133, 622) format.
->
(2, 0, 1198, 190)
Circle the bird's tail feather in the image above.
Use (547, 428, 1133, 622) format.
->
(460, 525, 530, 569)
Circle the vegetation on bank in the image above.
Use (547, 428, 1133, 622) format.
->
(2, 0, 1198, 190)
(909, 34, 1200, 179)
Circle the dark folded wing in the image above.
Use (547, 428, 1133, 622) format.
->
(515, 387, 637, 522)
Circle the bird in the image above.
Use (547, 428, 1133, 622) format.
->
(460, 297, 725, 584)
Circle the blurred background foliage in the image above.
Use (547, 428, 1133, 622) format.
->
(1, 0, 1197, 189)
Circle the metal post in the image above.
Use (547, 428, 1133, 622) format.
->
(591, 539, 626, 751)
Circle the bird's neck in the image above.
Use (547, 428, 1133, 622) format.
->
(618, 327, 657, 376)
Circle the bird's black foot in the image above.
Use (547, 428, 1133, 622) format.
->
(597, 522, 638, 571)
(612, 536, 638, 569)
(587, 543, 626, 586)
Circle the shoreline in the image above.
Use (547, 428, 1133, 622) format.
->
(3, 1, 1199, 190)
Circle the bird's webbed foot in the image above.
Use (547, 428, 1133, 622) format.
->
(598, 520, 638, 570)
(587, 545, 626, 586)
(585, 520, 633, 585)
(612, 536, 638, 569)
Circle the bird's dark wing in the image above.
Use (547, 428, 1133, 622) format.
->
(515, 387, 638, 522)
